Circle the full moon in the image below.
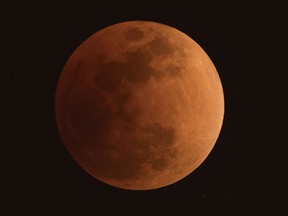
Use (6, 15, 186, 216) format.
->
(55, 21, 224, 190)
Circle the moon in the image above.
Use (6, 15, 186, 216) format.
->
(55, 21, 224, 190)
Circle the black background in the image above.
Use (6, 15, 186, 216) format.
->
(2, 0, 287, 215)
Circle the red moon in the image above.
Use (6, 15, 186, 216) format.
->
(55, 21, 224, 190)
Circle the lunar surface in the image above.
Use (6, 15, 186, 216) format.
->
(55, 21, 224, 190)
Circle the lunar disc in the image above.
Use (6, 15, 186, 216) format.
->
(55, 21, 224, 190)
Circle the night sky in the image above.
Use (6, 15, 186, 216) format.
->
(2, 0, 287, 215)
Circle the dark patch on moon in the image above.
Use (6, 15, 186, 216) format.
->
(152, 158, 168, 170)
(92, 123, 178, 181)
(63, 34, 188, 186)
(67, 90, 112, 144)
(117, 87, 130, 102)
(124, 50, 156, 82)
(142, 123, 177, 171)
(166, 64, 182, 76)
(83, 35, 182, 181)
(95, 49, 157, 85)
(125, 28, 144, 41)
(94, 33, 183, 88)
(148, 35, 174, 56)
(94, 61, 125, 93)
(143, 123, 176, 147)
